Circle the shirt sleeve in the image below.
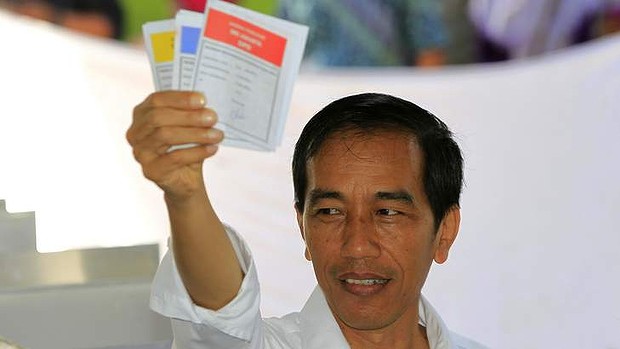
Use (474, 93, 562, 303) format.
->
(149, 224, 263, 348)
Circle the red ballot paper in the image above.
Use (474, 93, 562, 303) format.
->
(192, 0, 308, 151)
(204, 9, 287, 67)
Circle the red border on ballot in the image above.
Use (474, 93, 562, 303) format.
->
(204, 9, 287, 67)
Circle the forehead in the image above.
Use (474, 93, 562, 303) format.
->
(307, 130, 424, 186)
(314, 129, 421, 159)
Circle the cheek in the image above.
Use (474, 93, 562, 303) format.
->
(380, 230, 435, 267)
(305, 224, 341, 263)
(306, 234, 334, 258)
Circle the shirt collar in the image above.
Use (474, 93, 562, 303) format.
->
(418, 293, 456, 349)
(299, 285, 456, 349)
(299, 286, 350, 348)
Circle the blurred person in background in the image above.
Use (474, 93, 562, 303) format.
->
(0, 0, 123, 39)
(597, 1, 620, 35)
(178, 0, 279, 15)
(469, 0, 620, 62)
(279, 0, 448, 67)
(0, 0, 174, 42)
(441, 0, 478, 65)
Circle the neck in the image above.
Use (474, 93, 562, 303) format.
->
(338, 309, 430, 349)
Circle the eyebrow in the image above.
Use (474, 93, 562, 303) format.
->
(307, 189, 343, 207)
(375, 191, 415, 204)
(307, 189, 414, 206)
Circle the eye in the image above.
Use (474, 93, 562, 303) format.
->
(377, 208, 399, 216)
(317, 208, 341, 215)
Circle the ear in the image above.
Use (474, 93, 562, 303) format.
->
(433, 206, 460, 264)
(295, 204, 312, 261)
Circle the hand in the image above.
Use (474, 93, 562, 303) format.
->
(126, 91, 223, 200)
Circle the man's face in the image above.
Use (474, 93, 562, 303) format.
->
(296, 130, 459, 331)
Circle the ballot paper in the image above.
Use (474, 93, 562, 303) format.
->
(142, 20, 175, 91)
(142, 1, 308, 152)
(172, 10, 203, 91)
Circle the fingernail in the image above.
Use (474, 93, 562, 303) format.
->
(201, 111, 216, 125)
(191, 93, 206, 108)
(204, 129, 222, 140)
(205, 144, 219, 153)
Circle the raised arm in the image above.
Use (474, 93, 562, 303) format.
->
(126, 91, 243, 310)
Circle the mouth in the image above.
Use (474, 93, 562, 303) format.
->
(338, 273, 391, 296)
(343, 278, 389, 286)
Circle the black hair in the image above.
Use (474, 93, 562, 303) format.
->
(292, 93, 463, 228)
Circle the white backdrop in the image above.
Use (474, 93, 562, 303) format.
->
(0, 9, 618, 349)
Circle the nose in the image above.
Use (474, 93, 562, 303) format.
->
(340, 214, 381, 259)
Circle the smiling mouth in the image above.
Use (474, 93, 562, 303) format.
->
(344, 278, 389, 286)
(339, 277, 391, 296)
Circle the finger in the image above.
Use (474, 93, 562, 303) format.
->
(132, 92, 206, 130)
(132, 144, 159, 167)
(140, 91, 206, 111)
(128, 108, 218, 146)
(131, 126, 223, 167)
(141, 126, 224, 150)
(134, 106, 217, 130)
(142, 145, 219, 182)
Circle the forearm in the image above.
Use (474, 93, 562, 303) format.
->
(165, 187, 244, 310)
(127, 91, 235, 309)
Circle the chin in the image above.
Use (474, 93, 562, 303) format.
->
(335, 305, 400, 331)
(340, 313, 397, 331)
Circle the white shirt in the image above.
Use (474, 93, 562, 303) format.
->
(150, 226, 488, 349)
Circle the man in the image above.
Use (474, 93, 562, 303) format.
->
(127, 91, 487, 348)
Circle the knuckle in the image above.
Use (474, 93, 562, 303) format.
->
(125, 128, 134, 144)
(126, 126, 143, 145)
(132, 148, 145, 163)
(133, 104, 153, 126)
(132, 102, 143, 117)
(137, 93, 157, 113)
(133, 95, 151, 117)
(145, 92, 160, 106)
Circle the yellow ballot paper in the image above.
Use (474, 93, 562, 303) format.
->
(142, 20, 175, 91)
